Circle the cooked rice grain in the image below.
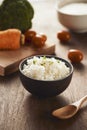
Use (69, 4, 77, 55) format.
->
(22, 56, 70, 80)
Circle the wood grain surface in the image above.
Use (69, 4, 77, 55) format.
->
(0, 42, 55, 76)
(0, 0, 87, 130)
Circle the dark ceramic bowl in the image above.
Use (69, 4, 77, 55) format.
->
(19, 55, 73, 98)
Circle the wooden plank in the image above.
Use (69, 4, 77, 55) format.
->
(0, 42, 55, 76)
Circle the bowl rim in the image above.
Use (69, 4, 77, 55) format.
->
(56, 0, 87, 16)
(19, 55, 73, 82)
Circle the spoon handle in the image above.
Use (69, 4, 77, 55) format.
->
(73, 95, 87, 109)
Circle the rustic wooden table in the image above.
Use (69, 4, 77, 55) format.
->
(0, 0, 87, 130)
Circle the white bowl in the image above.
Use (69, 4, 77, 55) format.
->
(56, 0, 87, 33)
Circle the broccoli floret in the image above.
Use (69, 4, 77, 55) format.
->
(0, 0, 34, 33)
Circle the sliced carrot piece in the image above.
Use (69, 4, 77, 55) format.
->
(0, 29, 21, 50)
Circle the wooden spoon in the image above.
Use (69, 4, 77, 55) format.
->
(52, 95, 87, 119)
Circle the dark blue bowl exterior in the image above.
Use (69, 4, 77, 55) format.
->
(19, 55, 73, 98)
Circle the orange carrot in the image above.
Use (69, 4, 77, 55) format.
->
(0, 29, 21, 50)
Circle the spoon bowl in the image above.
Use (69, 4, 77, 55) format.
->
(52, 95, 87, 119)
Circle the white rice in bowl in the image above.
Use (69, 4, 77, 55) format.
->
(22, 56, 70, 80)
